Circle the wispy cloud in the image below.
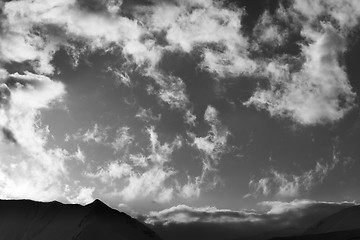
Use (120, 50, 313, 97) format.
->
(248, 149, 340, 198)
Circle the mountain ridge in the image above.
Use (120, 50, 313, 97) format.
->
(0, 199, 162, 240)
(268, 205, 360, 240)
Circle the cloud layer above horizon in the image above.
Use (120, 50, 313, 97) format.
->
(1, 1, 360, 233)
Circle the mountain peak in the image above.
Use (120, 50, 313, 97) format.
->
(90, 199, 106, 205)
(85, 199, 113, 214)
(0, 199, 163, 240)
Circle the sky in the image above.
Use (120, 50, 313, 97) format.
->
(1, 0, 360, 239)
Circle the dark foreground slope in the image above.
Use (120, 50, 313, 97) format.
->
(270, 228, 360, 240)
(305, 204, 360, 235)
(270, 205, 360, 240)
(0, 199, 162, 240)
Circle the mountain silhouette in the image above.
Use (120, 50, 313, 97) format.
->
(0, 199, 162, 240)
(269, 205, 360, 240)
(304, 204, 360, 235)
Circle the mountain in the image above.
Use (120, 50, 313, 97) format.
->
(0, 199, 162, 240)
(269, 228, 360, 240)
(269, 205, 360, 240)
(304, 205, 360, 235)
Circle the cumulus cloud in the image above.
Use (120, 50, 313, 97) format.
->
(253, 10, 288, 47)
(66, 186, 95, 205)
(246, 24, 355, 125)
(0, 71, 69, 201)
(292, 0, 360, 30)
(139, 0, 256, 77)
(0, 0, 149, 75)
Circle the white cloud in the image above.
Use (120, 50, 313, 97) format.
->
(86, 126, 182, 202)
(146, 72, 190, 110)
(132, 0, 256, 78)
(184, 110, 197, 127)
(145, 204, 260, 225)
(292, 0, 360, 30)
(73, 123, 109, 143)
(178, 176, 201, 199)
(111, 126, 134, 153)
(87, 161, 133, 184)
(248, 178, 271, 197)
(74, 146, 86, 163)
(129, 154, 148, 168)
(193, 106, 229, 162)
(106, 66, 132, 87)
(249, 151, 340, 198)
(144, 199, 356, 229)
(0, 0, 149, 75)
(184, 105, 230, 194)
(253, 10, 288, 47)
(260, 199, 355, 215)
(136, 107, 161, 123)
(246, 24, 355, 125)
(0, 71, 69, 201)
(67, 186, 95, 205)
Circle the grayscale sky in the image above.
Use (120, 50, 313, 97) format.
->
(0, 0, 360, 239)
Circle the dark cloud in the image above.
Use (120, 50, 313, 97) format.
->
(1, 127, 17, 144)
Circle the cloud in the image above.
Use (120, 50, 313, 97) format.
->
(0, 71, 70, 201)
(148, 73, 190, 110)
(71, 125, 133, 155)
(178, 176, 201, 199)
(72, 123, 110, 143)
(184, 110, 197, 127)
(73, 146, 86, 163)
(145, 204, 259, 225)
(248, 150, 340, 198)
(292, 0, 360, 30)
(260, 199, 356, 217)
(87, 161, 133, 183)
(246, 24, 355, 125)
(111, 126, 134, 153)
(253, 10, 288, 48)
(147, 0, 256, 77)
(0, 0, 148, 75)
(248, 178, 271, 197)
(106, 66, 132, 87)
(136, 107, 161, 123)
(144, 200, 356, 240)
(66, 186, 95, 205)
(193, 106, 229, 163)
(1, 127, 17, 144)
(86, 126, 182, 203)
(189, 105, 230, 189)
